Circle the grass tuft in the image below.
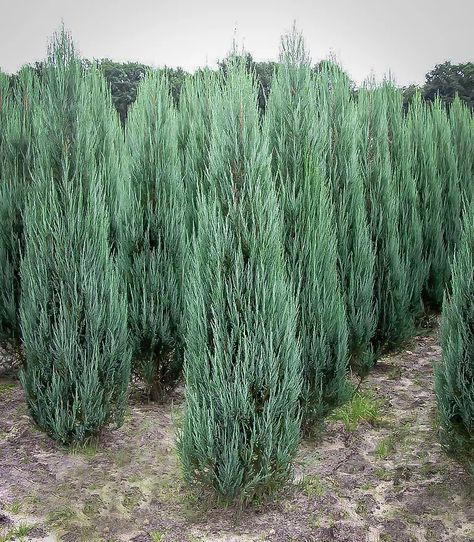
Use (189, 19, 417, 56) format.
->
(330, 391, 383, 432)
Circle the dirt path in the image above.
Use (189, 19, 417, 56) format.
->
(1, 330, 473, 542)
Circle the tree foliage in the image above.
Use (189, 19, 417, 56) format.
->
(436, 202, 474, 473)
(358, 84, 412, 349)
(318, 61, 376, 376)
(218, 51, 277, 115)
(432, 97, 462, 275)
(125, 71, 186, 399)
(264, 29, 349, 424)
(407, 93, 449, 308)
(424, 61, 474, 110)
(20, 29, 131, 445)
(449, 96, 474, 210)
(178, 69, 219, 234)
(178, 61, 301, 503)
(384, 81, 425, 319)
(0, 70, 39, 343)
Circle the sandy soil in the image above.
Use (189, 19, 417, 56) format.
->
(1, 329, 473, 542)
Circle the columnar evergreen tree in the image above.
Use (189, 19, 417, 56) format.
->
(436, 202, 474, 472)
(358, 84, 412, 349)
(432, 97, 462, 273)
(0, 71, 14, 341)
(125, 71, 186, 399)
(318, 62, 376, 376)
(264, 30, 349, 423)
(178, 69, 218, 233)
(0, 68, 39, 344)
(20, 29, 131, 445)
(178, 62, 301, 503)
(407, 92, 448, 308)
(384, 81, 425, 319)
(294, 153, 350, 426)
(449, 96, 474, 210)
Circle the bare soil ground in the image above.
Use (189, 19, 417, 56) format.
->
(1, 329, 473, 542)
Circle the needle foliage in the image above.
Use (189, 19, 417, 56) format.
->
(178, 61, 301, 504)
(407, 92, 448, 309)
(318, 61, 376, 376)
(384, 81, 425, 320)
(436, 202, 474, 473)
(125, 71, 186, 399)
(20, 29, 131, 445)
(264, 30, 349, 426)
(358, 84, 412, 350)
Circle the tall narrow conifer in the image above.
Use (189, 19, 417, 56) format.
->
(178, 69, 218, 234)
(0, 68, 39, 372)
(125, 71, 186, 399)
(264, 30, 349, 423)
(436, 202, 474, 473)
(358, 85, 412, 349)
(407, 93, 449, 308)
(178, 61, 301, 503)
(384, 81, 425, 319)
(432, 97, 462, 269)
(449, 96, 474, 210)
(20, 29, 130, 444)
(318, 62, 376, 376)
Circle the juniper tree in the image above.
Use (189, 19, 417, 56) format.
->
(449, 96, 474, 210)
(125, 71, 186, 399)
(432, 97, 462, 275)
(177, 69, 218, 234)
(264, 31, 349, 422)
(436, 202, 474, 473)
(178, 62, 301, 503)
(0, 68, 39, 363)
(358, 84, 412, 350)
(384, 81, 425, 319)
(318, 62, 376, 376)
(20, 29, 130, 445)
(0, 72, 13, 339)
(407, 92, 448, 308)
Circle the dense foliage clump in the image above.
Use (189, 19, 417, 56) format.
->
(436, 202, 474, 473)
(319, 62, 376, 376)
(125, 71, 186, 400)
(177, 62, 301, 503)
(20, 30, 131, 444)
(264, 30, 349, 426)
(358, 85, 412, 350)
(0, 69, 39, 344)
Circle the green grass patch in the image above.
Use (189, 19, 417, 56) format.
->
(0, 381, 16, 397)
(374, 422, 412, 459)
(46, 506, 76, 527)
(0, 523, 32, 542)
(297, 475, 326, 498)
(330, 391, 383, 432)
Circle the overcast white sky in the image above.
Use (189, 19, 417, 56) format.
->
(0, 0, 472, 85)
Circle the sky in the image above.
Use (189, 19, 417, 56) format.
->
(0, 0, 472, 86)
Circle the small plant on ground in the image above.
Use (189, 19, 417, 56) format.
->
(330, 390, 383, 432)
(374, 422, 412, 459)
(297, 475, 326, 498)
(0, 524, 31, 542)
